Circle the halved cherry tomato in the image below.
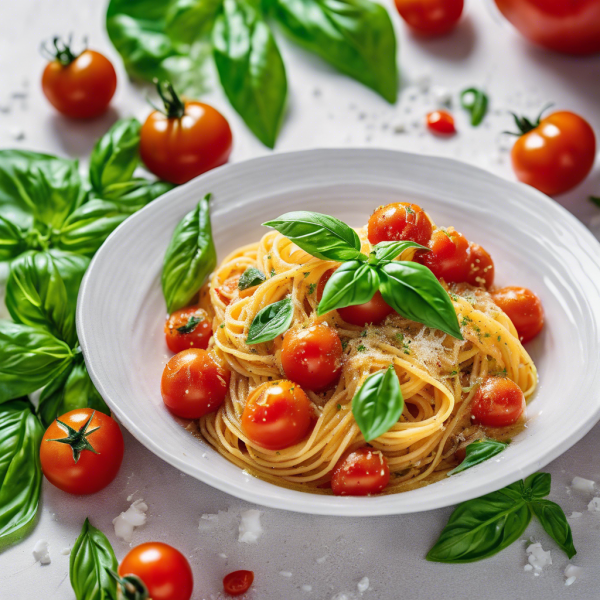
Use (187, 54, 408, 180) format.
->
(367, 202, 433, 246)
(161, 349, 230, 419)
(338, 292, 394, 326)
(492, 286, 544, 343)
(510, 110, 596, 196)
(223, 570, 254, 596)
(281, 324, 343, 391)
(140, 81, 232, 184)
(395, 0, 464, 36)
(471, 376, 526, 427)
(41, 38, 116, 119)
(242, 380, 314, 450)
(465, 243, 495, 289)
(119, 542, 193, 600)
(165, 307, 212, 354)
(426, 110, 456, 135)
(417, 228, 469, 283)
(40, 408, 124, 495)
(331, 447, 390, 496)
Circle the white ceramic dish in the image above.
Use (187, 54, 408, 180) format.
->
(77, 149, 600, 516)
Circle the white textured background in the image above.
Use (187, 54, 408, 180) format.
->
(1, 1, 600, 599)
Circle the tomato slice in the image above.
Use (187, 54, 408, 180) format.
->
(223, 570, 254, 596)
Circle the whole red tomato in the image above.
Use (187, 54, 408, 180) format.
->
(395, 0, 464, 36)
(494, 0, 600, 55)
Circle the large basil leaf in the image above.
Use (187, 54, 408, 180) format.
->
(263, 211, 363, 262)
(6, 250, 90, 347)
(213, 0, 287, 148)
(0, 215, 27, 261)
(0, 321, 74, 403)
(166, 0, 223, 44)
(530, 500, 576, 559)
(0, 400, 44, 546)
(373, 240, 427, 263)
(273, 0, 398, 103)
(247, 297, 294, 344)
(426, 481, 531, 563)
(378, 261, 462, 340)
(162, 195, 217, 313)
(317, 261, 378, 316)
(447, 439, 509, 477)
(70, 518, 118, 600)
(525, 472, 551, 500)
(352, 366, 402, 442)
(99, 179, 175, 212)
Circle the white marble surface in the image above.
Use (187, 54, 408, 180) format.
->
(1, 1, 600, 598)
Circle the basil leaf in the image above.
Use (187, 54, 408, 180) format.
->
(373, 240, 428, 263)
(427, 481, 531, 563)
(213, 0, 287, 148)
(247, 297, 293, 344)
(0, 400, 43, 546)
(352, 365, 403, 442)
(447, 439, 509, 476)
(162, 195, 217, 313)
(524, 472, 551, 499)
(0, 215, 27, 261)
(176, 315, 202, 334)
(89, 118, 141, 195)
(70, 518, 118, 600)
(0, 321, 74, 403)
(238, 266, 266, 290)
(166, 0, 223, 45)
(273, 0, 398, 103)
(6, 250, 90, 347)
(530, 499, 576, 559)
(378, 261, 463, 340)
(460, 87, 488, 127)
(99, 179, 174, 211)
(263, 211, 363, 262)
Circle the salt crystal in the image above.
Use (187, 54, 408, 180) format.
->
(571, 476, 595, 494)
(316, 555, 328, 564)
(564, 564, 582, 581)
(113, 499, 148, 543)
(565, 576, 576, 586)
(60, 547, 71, 556)
(279, 571, 292, 578)
(524, 564, 533, 572)
(238, 509, 263, 543)
(569, 512, 582, 519)
(588, 497, 600, 512)
(302, 585, 313, 592)
(33, 540, 51, 565)
(357, 577, 369, 593)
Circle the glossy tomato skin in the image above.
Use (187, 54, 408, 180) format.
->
(367, 202, 433, 246)
(331, 447, 390, 496)
(119, 542, 193, 600)
(223, 570, 254, 596)
(466, 243, 495, 289)
(161, 349, 230, 419)
(338, 291, 394, 326)
(427, 110, 456, 135)
(242, 380, 314, 450)
(471, 376, 526, 427)
(511, 111, 596, 196)
(40, 408, 124, 495)
(492, 286, 544, 343)
(494, 0, 600, 55)
(42, 50, 117, 119)
(281, 324, 343, 391)
(395, 0, 464, 35)
(140, 101, 232, 184)
(165, 306, 212, 354)
(417, 228, 470, 283)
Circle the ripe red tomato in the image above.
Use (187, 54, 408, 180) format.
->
(40, 408, 124, 495)
(417, 228, 469, 283)
(223, 570, 254, 596)
(331, 447, 390, 496)
(465, 243, 495, 289)
(510, 111, 596, 196)
(140, 81, 232, 185)
(41, 40, 117, 119)
(317, 269, 336, 303)
(494, 0, 600, 55)
(164, 306, 212, 354)
(492, 286, 544, 343)
(471, 376, 526, 427)
(367, 202, 433, 246)
(119, 542, 193, 600)
(395, 0, 464, 35)
(242, 380, 314, 450)
(161, 349, 230, 419)
(338, 291, 394, 326)
(426, 110, 456, 135)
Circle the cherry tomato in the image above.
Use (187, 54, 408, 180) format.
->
(426, 110, 456, 135)
(465, 243, 495, 289)
(41, 38, 116, 119)
(161, 349, 230, 419)
(40, 408, 123, 495)
(494, 0, 600, 55)
(331, 447, 390, 496)
(491, 286, 544, 343)
(140, 81, 232, 185)
(223, 570, 254, 596)
(317, 269, 335, 302)
(119, 542, 193, 600)
(417, 228, 470, 283)
(471, 376, 526, 427)
(510, 110, 595, 196)
(281, 324, 343, 391)
(338, 292, 394, 326)
(164, 306, 212, 354)
(367, 202, 433, 246)
(395, 0, 464, 36)
(242, 380, 314, 450)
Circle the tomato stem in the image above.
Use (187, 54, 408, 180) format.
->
(107, 570, 149, 600)
(152, 80, 186, 119)
(40, 35, 86, 66)
(46, 411, 100, 463)
(503, 103, 554, 136)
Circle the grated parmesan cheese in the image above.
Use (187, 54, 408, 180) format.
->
(357, 577, 369, 593)
(113, 499, 148, 543)
(571, 476, 596, 494)
(238, 509, 263, 543)
(587, 497, 600, 512)
(564, 564, 582, 586)
(32, 540, 50, 565)
(526, 542, 552, 571)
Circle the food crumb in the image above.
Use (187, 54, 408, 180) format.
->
(564, 564, 582, 586)
(279, 571, 292, 578)
(238, 509, 263, 543)
(357, 577, 369, 593)
(525, 542, 552, 571)
(569, 512, 582, 519)
(316, 555, 328, 564)
(302, 585, 313, 592)
(571, 476, 595, 494)
(113, 499, 148, 543)
(587, 497, 600, 512)
(33, 540, 51, 565)
(60, 547, 71, 556)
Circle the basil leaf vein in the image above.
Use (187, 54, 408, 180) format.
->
(447, 438, 509, 476)
(524, 472, 551, 499)
(247, 297, 294, 344)
(0, 215, 27, 261)
(238, 267, 266, 290)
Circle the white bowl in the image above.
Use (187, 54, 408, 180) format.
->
(77, 149, 600, 516)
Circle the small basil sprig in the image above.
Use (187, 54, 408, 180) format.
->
(176, 315, 202, 334)
(460, 87, 488, 127)
(238, 267, 266, 290)
(247, 297, 294, 344)
(447, 438, 509, 476)
(427, 472, 576, 563)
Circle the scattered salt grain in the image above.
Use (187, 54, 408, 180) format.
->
(279, 571, 292, 578)
(526, 542, 552, 571)
(60, 547, 71, 556)
(587, 497, 600, 512)
(316, 555, 328, 564)
(113, 499, 148, 543)
(571, 476, 595, 494)
(238, 509, 263, 543)
(33, 540, 51, 565)
(219, 553, 227, 559)
(564, 564, 582, 586)
(302, 585, 312, 592)
(570, 512, 582, 519)
(431, 85, 452, 107)
(565, 576, 576, 586)
(524, 565, 533, 572)
(357, 577, 369, 593)
(126, 491, 137, 502)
